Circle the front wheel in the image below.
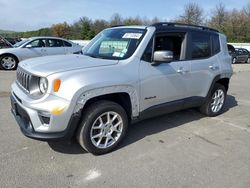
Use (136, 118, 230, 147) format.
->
(246, 58, 250, 64)
(0, 55, 18, 70)
(77, 100, 128, 155)
(200, 83, 226, 117)
(232, 57, 237, 64)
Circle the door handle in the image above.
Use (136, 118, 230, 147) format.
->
(177, 67, 189, 74)
(209, 65, 219, 70)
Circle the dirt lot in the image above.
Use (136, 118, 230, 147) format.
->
(0, 64, 250, 188)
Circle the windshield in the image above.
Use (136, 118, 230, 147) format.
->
(84, 28, 146, 60)
(13, 39, 30, 48)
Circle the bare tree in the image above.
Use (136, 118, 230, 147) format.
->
(208, 3, 228, 32)
(51, 22, 71, 38)
(151, 17, 161, 24)
(110, 13, 123, 26)
(242, 3, 250, 18)
(176, 3, 204, 25)
(124, 16, 143, 25)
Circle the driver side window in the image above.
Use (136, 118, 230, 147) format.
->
(27, 39, 46, 48)
(142, 33, 186, 63)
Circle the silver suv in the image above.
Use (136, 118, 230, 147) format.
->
(11, 23, 233, 155)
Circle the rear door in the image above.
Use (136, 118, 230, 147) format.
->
(46, 39, 65, 56)
(63, 40, 74, 54)
(188, 32, 220, 97)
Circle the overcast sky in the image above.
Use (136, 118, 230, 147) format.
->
(0, 0, 249, 31)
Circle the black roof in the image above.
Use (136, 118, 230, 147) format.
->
(151, 22, 219, 33)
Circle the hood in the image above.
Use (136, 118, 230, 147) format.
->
(18, 54, 118, 77)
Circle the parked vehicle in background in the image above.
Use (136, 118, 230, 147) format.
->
(0, 36, 82, 70)
(231, 48, 250, 64)
(227, 44, 235, 55)
(11, 23, 233, 155)
(5, 37, 22, 45)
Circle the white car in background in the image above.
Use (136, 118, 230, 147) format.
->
(0, 36, 82, 70)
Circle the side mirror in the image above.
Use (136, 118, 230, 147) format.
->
(153, 51, 173, 65)
(25, 44, 32, 48)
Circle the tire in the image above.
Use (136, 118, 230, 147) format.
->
(77, 100, 128, 155)
(200, 83, 226, 117)
(0, 54, 18, 70)
(232, 57, 237, 64)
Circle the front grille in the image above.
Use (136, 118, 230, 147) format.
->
(16, 68, 32, 92)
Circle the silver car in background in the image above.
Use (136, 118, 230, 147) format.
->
(0, 36, 82, 70)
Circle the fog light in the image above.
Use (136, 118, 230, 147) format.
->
(38, 110, 51, 125)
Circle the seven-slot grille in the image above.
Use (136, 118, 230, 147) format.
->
(16, 68, 31, 92)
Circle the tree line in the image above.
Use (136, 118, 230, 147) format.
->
(3, 3, 250, 42)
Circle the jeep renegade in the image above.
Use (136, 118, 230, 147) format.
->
(11, 23, 233, 155)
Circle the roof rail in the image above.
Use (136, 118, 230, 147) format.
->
(111, 24, 126, 28)
(151, 22, 219, 32)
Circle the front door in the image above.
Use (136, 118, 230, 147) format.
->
(20, 39, 47, 60)
(139, 32, 191, 112)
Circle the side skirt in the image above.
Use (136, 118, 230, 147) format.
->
(134, 96, 205, 122)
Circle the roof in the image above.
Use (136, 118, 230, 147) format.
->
(28, 36, 69, 41)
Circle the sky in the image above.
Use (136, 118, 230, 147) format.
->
(0, 0, 249, 31)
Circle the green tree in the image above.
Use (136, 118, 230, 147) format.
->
(92, 19, 108, 35)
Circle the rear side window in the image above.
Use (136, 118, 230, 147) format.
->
(48, 39, 64, 47)
(64, 41, 72, 47)
(212, 34, 220, 55)
(191, 32, 211, 59)
(243, 49, 249, 54)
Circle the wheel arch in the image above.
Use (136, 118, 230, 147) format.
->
(0, 53, 20, 62)
(84, 93, 132, 119)
(73, 86, 139, 119)
(216, 78, 229, 92)
(207, 75, 230, 98)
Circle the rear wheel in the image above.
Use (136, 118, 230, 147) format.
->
(200, 83, 226, 117)
(77, 100, 128, 155)
(0, 54, 18, 70)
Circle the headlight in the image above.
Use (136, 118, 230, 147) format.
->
(39, 77, 48, 94)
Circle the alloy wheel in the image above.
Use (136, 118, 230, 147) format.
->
(1, 56, 16, 70)
(210, 89, 225, 113)
(90, 111, 123, 149)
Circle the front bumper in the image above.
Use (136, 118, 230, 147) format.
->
(10, 92, 81, 141)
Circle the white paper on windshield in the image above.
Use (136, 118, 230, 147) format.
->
(113, 52, 121, 57)
(122, 33, 142, 39)
(113, 51, 126, 57)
